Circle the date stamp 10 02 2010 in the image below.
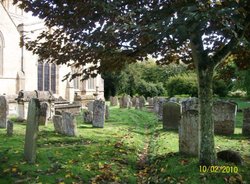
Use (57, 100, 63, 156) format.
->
(199, 165, 239, 173)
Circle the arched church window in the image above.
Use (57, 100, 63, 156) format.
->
(37, 62, 57, 93)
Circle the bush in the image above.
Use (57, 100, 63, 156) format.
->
(213, 79, 229, 97)
(166, 73, 198, 97)
(136, 80, 166, 98)
(228, 90, 247, 98)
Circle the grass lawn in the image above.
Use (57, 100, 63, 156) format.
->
(0, 104, 249, 184)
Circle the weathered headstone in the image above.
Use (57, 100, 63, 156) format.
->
(213, 101, 237, 135)
(139, 96, 146, 110)
(53, 112, 77, 136)
(110, 96, 119, 106)
(158, 98, 167, 120)
(87, 101, 94, 112)
(62, 112, 77, 136)
(93, 100, 106, 128)
(181, 97, 199, 113)
(6, 120, 13, 136)
(153, 97, 159, 113)
(135, 98, 140, 109)
(39, 102, 48, 126)
(163, 102, 181, 130)
(147, 97, 154, 106)
(105, 105, 110, 120)
(53, 115, 64, 133)
(242, 108, 250, 135)
(83, 110, 93, 124)
(0, 95, 8, 128)
(179, 110, 200, 156)
(24, 98, 40, 163)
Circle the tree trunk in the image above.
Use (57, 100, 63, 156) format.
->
(196, 66, 217, 166)
(190, 33, 217, 166)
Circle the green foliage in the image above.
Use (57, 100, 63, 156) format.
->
(166, 73, 198, 97)
(212, 79, 229, 97)
(136, 80, 166, 98)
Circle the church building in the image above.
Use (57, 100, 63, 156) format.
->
(0, 0, 104, 101)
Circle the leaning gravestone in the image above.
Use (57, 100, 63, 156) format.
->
(213, 101, 237, 135)
(93, 100, 106, 128)
(179, 110, 200, 156)
(0, 95, 8, 128)
(39, 102, 48, 126)
(24, 98, 40, 163)
(163, 102, 181, 130)
(83, 110, 93, 124)
(7, 120, 13, 136)
(242, 107, 250, 135)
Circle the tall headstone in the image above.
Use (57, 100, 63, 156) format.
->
(243, 108, 250, 135)
(213, 101, 237, 135)
(83, 110, 93, 124)
(179, 110, 200, 156)
(93, 100, 106, 128)
(39, 102, 48, 126)
(6, 120, 13, 136)
(0, 96, 8, 128)
(163, 102, 181, 130)
(87, 101, 94, 112)
(24, 98, 40, 163)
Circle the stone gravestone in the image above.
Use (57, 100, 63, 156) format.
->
(92, 100, 106, 128)
(135, 98, 140, 109)
(213, 101, 237, 135)
(179, 110, 200, 156)
(53, 115, 63, 133)
(24, 98, 40, 163)
(87, 101, 94, 112)
(139, 96, 146, 110)
(62, 112, 77, 136)
(158, 98, 167, 121)
(105, 105, 110, 120)
(163, 102, 181, 130)
(83, 110, 93, 124)
(0, 95, 8, 128)
(242, 108, 250, 135)
(39, 102, 48, 126)
(53, 112, 77, 136)
(7, 120, 13, 136)
(110, 96, 118, 106)
(153, 97, 159, 113)
(147, 97, 154, 106)
(181, 97, 199, 112)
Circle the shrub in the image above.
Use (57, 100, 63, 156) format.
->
(136, 80, 166, 98)
(228, 90, 247, 98)
(166, 73, 198, 97)
(213, 79, 229, 97)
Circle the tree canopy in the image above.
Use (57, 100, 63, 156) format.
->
(15, 0, 250, 79)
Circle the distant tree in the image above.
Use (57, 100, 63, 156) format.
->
(15, 0, 250, 166)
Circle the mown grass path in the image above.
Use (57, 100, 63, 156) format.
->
(0, 106, 249, 184)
